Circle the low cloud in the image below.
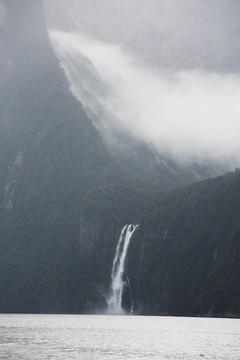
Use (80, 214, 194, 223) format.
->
(50, 30, 240, 165)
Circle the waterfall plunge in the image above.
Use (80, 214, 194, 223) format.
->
(107, 224, 138, 314)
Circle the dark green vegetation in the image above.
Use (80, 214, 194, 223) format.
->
(0, 0, 239, 317)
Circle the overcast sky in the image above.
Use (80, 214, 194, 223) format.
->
(46, 0, 240, 165)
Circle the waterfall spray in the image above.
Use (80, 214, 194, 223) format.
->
(136, 239, 145, 310)
(126, 275, 134, 314)
(107, 224, 138, 314)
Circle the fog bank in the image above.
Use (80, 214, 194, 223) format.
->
(51, 30, 240, 164)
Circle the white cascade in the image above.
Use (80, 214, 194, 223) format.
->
(107, 224, 138, 314)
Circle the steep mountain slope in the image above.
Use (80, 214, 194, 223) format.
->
(0, 0, 124, 312)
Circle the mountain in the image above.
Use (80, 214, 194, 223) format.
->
(0, 0, 239, 317)
(193, 218, 240, 317)
(80, 170, 240, 317)
(45, 0, 239, 187)
(137, 170, 240, 316)
(0, 0, 124, 312)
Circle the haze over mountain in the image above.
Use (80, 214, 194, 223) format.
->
(45, 0, 240, 173)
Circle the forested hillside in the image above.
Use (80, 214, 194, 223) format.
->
(0, 0, 239, 317)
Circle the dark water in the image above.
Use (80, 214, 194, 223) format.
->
(0, 314, 239, 359)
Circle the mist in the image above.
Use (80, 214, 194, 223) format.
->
(50, 30, 240, 164)
(45, 0, 240, 165)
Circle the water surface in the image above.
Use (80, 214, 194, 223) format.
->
(0, 314, 239, 359)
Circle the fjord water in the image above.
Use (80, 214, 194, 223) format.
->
(0, 314, 239, 360)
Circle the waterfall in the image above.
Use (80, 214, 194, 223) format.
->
(107, 224, 138, 314)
